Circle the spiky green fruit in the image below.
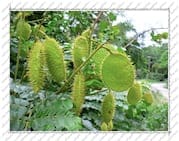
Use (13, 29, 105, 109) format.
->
(27, 41, 45, 93)
(101, 53, 135, 91)
(43, 37, 66, 83)
(143, 92, 153, 104)
(71, 72, 85, 115)
(16, 20, 31, 40)
(127, 82, 142, 105)
(72, 36, 89, 69)
(107, 120, 113, 131)
(92, 44, 117, 78)
(101, 93, 115, 123)
(100, 122, 108, 131)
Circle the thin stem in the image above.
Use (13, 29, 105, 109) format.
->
(38, 12, 48, 31)
(28, 18, 45, 23)
(102, 46, 115, 54)
(90, 11, 103, 36)
(88, 88, 108, 96)
(24, 108, 33, 131)
(55, 42, 107, 94)
(14, 40, 22, 81)
(124, 27, 168, 48)
(89, 11, 104, 54)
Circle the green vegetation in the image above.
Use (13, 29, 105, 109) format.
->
(10, 11, 168, 131)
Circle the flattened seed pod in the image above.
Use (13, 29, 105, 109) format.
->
(101, 53, 135, 91)
(27, 41, 45, 93)
(143, 92, 153, 104)
(92, 44, 117, 78)
(16, 20, 31, 40)
(43, 38, 66, 83)
(101, 93, 115, 123)
(127, 82, 142, 105)
(100, 122, 108, 131)
(72, 36, 89, 69)
(71, 72, 85, 115)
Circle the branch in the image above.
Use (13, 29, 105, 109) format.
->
(138, 27, 168, 37)
(28, 18, 45, 23)
(90, 11, 103, 36)
(124, 27, 168, 48)
(88, 12, 104, 54)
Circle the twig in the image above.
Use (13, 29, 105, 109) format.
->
(35, 11, 47, 40)
(28, 18, 45, 23)
(14, 40, 22, 81)
(102, 46, 115, 54)
(88, 11, 104, 55)
(88, 88, 108, 96)
(90, 11, 103, 36)
(24, 106, 33, 131)
(123, 27, 168, 48)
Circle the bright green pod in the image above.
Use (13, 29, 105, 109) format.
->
(92, 44, 117, 78)
(100, 122, 108, 131)
(127, 82, 142, 105)
(72, 36, 89, 69)
(16, 19, 31, 40)
(143, 92, 153, 104)
(101, 53, 135, 92)
(43, 37, 66, 83)
(71, 72, 85, 115)
(101, 93, 115, 123)
(27, 41, 45, 93)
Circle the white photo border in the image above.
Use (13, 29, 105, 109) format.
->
(0, 0, 179, 141)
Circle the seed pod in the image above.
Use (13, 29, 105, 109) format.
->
(43, 37, 66, 83)
(143, 92, 153, 104)
(92, 44, 117, 78)
(107, 120, 113, 131)
(101, 53, 135, 91)
(72, 36, 89, 69)
(100, 122, 108, 131)
(27, 41, 45, 93)
(127, 82, 142, 105)
(101, 93, 115, 123)
(16, 19, 31, 40)
(71, 72, 85, 115)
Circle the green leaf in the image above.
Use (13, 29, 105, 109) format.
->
(111, 25, 120, 36)
(10, 104, 27, 119)
(99, 21, 109, 31)
(108, 12, 117, 21)
(31, 114, 82, 131)
(10, 119, 25, 131)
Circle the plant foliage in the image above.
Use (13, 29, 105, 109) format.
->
(10, 11, 168, 131)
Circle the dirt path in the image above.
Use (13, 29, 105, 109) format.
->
(150, 82, 169, 100)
